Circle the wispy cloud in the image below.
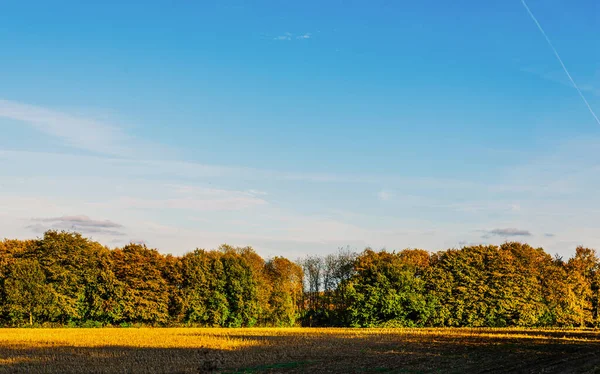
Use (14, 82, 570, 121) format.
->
(28, 215, 126, 236)
(3, 109, 600, 258)
(274, 32, 292, 41)
(521, 67, 600, 97)
(578, 72, 600, 96)
(274, 32, 311, 41)
(34, 215, 123, 228)
(520, 66, 565, 84)
(0, 99, 135, 156)
(0, 149, 373, 185)
(109, 185, 269, 212)
(483, 228, 532, 238)
(247, 189, 268, 196)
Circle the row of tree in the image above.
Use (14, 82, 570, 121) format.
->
(300, 243, 600, 327)
(1, 231, 598, 327)
(0, 231, 302, 327)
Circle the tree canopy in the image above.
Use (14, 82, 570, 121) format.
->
(1, 231, 598, 328)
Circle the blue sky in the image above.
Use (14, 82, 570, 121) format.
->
(1, 0, 599, 258)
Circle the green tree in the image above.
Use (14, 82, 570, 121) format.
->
(31, 231, 102, 323)
(220, 247, 260, 327)
(347, 249, 433, 327)
(179, 249, 228, 325)
(3, 258, 51, 325)
(80, 244, 124, 325)
(229, 245, 271, 325)
(162, 254, 185, 323)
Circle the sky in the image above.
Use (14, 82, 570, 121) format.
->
(1, 0, 599, 259)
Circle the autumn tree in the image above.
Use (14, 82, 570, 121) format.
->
(265, 257, 303, 326)
(111, 244, 170, 324)
(1, 230, 599, 329)
(565, 247, 599, 326)
(426, 245, 499, 327)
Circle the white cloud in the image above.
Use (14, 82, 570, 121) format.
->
(274, 32, 292, 41)
(274, 32, 311, 41)
(4, 97, 600, 259)
(246, 189, 268, 196)
(0, 99, 135, 156)
(113, 194, 267, 212)
(161, 184, 268, 210)
(377, 190, 392, 201)
(0, 149, 369, 184)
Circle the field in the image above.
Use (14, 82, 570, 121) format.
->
(1, 328, 600, 373)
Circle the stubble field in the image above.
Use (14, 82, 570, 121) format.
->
(1, 328, 600, 373)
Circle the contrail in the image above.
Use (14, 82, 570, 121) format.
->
(520, 0, 600, 126)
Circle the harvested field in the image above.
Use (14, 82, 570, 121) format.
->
(1, 328, 600, 373)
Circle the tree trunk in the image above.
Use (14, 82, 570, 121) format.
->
(29, 312, 33, 326)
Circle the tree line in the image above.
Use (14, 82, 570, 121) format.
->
(1, 231, 598, 327)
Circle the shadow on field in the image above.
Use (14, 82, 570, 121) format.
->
(0, 345, 228, 374)
(2, 329, 600, 373)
